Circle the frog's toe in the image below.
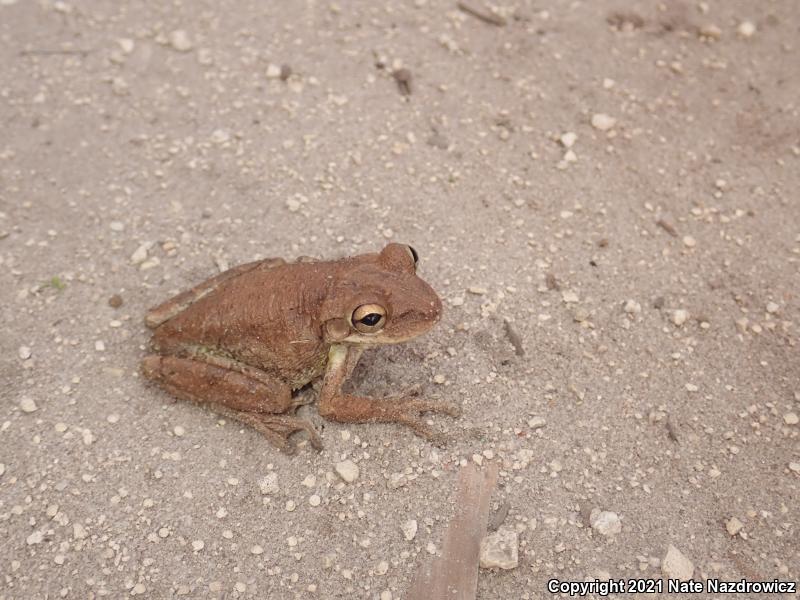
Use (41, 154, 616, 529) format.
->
(249, 414, 323, 453)
(394, 413, 450, 446)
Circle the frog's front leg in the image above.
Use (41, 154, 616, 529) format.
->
(141, 355, 321, 453)
(317, 345, 460, 445)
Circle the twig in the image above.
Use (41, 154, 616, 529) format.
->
(392, 68, 412, 96)
(457, 1, 506, 26)
(666, 417, 679, 443)
(503, 320, 525, 356)
(656, 219, 678, 237)
(487, 500, 511, 531)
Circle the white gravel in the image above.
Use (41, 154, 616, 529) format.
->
(479, 527, 519, 570)
(335, 460, 360, 483)
(662, 545, 694, 581)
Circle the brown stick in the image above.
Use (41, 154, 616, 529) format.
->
(457, 1, 507, 27)
(656, 219, 678, 237)
(407, 462, 500, 600)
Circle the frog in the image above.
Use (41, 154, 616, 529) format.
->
(140, 243, 460, 453)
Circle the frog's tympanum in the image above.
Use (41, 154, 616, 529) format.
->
(141, 243, 459, 453)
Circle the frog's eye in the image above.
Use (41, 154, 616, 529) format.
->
(406, 245, 419, 266)
(352, 304, 387, 333)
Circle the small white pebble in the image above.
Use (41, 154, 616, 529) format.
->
(672, 309, 689, 326)
(251, 545, 264, 555)
(309, 494, 321, 507)
(192, 540, 205, 551)
(19, 397, 38, 413)
(590, 510, 622, 537)
(784, 413, 798, 426)
(169, 29, 193, 52)
(683, 235, 696, 248)
(562, 290, 579, 304)
(210, 129, 230, 144)
(591, 113, 617, 131)
(131, 583, 146, 595)
(130, 241, 151, 264)
(26, 531, 44, 545)
(266, 63, 282, 79)
(725, 517, 743, 536)
(623, 299, 642, 315)
(737, 21, 756, 38)
(559, 132, 577, 148)
(700, 24, 722, 39)
(285, 500, 296, 512)
(402, 519, 418, 541)
(527, 416, 547, 430)
(259, 473, 279, 495)
(18, 345, 32, 360)
(335, 460, 360, 483)
(766, 301, 780, 314)
(173, 425, 185, 437)
(117, 38, 135, 54)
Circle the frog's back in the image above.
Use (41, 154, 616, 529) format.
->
(149, 259, 333, 386)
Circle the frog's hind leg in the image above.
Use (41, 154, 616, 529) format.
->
(144, 258, 286, 329)
(141, 355, 322, 453)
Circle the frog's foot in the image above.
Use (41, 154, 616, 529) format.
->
(141, 355, 322, 453)
(318, 393, 461, 446)
(225, 411, 323, 454)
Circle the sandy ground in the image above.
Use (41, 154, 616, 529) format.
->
(1, 0, 799, 598)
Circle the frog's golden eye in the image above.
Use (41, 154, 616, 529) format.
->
(352, 304, 387, 333)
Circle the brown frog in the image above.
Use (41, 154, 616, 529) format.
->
(141, 243, 459, 453)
